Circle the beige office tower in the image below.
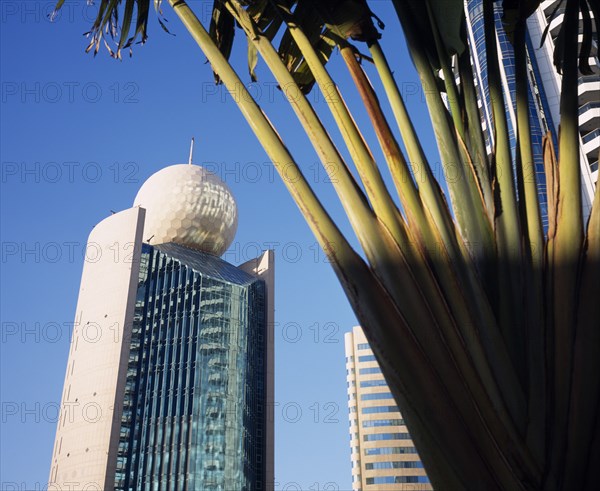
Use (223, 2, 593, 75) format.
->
(48, 164, 274, 490)
(345, 326, 432, 491)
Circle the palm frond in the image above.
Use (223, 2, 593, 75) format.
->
(51, 0, 160, 58)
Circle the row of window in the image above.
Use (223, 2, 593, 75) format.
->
(365, 461, 424, 470)
(362, 418, 404, 428)
(366, 476, 429, 485)
(357, 343, 370, 350)
(362, 405, 398, 414)
(346, 353, 377, 363)
(359, 367, 381, 375)
(364, 446, 418, 455)
(359, 379, 386, 388)
(364, 432, 411, 441)
(358, 355, 376, 362)
(361, 392, 393, 401)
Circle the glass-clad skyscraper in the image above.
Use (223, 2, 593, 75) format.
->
(48, 164, 274, 490)
(114, 243, 268, 489)
(465, 0, 556, 228)
(464, 0, 598, 224)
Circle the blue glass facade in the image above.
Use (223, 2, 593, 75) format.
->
(466, 0, 557, 229)
(114, 243, 267, 490)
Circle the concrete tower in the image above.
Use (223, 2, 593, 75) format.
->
(48, 163, 274, 490)
(345, 326, 432, 491)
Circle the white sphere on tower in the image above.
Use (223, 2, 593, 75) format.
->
(133, 164, 237, 256)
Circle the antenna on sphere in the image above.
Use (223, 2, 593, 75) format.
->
(188, 137, 195, 165)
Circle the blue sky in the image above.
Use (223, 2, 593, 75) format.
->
(0, 1, 441, 489)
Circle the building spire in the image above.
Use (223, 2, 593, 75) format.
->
(188, 137, 195, 165)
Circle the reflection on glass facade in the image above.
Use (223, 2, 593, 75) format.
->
(466, 0, 557, 230)
(114, 242, 266, 490)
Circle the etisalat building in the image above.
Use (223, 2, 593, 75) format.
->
(48, 160, 274, 490)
